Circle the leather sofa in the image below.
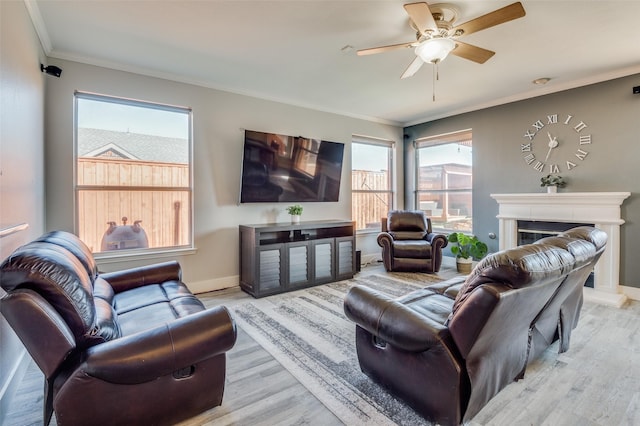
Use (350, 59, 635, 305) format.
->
(345, 226, 606, 425)
(0, 231, 237, 425)
(378, 210, 448, 272)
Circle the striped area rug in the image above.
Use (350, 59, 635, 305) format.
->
(231, 273, 444, 425)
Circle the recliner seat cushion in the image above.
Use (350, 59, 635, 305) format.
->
(113, 281, 205, 336)
(392, 240, 432, 258)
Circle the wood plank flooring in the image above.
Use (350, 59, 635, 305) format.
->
(4, 263, 639, 425)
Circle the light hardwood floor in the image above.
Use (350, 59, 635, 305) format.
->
(4, 263, 639, 425)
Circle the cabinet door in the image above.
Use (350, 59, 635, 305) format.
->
(312, 238, 334, 284)
(336, 236, 355, 280)
(287, 241, 310, 288)
(257, 244, 284, 295)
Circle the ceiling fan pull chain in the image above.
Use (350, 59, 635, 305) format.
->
(432, 62, 437, 102)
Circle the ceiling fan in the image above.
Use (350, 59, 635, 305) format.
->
(358, 2, 526, 79)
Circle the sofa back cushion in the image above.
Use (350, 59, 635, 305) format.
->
(387, 210, 430, 233)
(0, 241, 118, 347)
(560, 226, 607, 257)
(34, 231, 99, 282)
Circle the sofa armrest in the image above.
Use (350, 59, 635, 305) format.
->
(344, 285, 448, 352)
(426, 232, 448, 249)
(100, 261, 182, 293)
(377, 231, 393, 246)
(82, 306, 236, 384)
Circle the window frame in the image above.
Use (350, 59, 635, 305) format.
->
(73, 91, 195, 260)
(351, 135, 395, 233)
(414, 129, 473, 234)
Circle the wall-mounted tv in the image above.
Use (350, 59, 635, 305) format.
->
(240, 130, 345, 203)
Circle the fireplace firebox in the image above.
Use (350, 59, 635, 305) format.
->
(517, 220, 595, 287)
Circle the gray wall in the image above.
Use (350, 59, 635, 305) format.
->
(0, 0, 47, 420)
(405, 74, 640, 289)
(44, 59, 403, 291)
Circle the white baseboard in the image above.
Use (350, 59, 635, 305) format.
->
(187, 275, 240, 294)
(360, 253, 380, 268)
(0, 349, 30, 426)
(621, 285, 640, 302)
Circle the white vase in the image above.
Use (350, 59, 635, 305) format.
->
(291, 215, 301, 224)
(547, 186, 557, 194)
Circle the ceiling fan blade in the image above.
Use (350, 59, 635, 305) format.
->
(452, 2, 525, 37)
(451, 41, 495, 64)
(404, 2, 438, 34)
(357, 41, 415, 56)
(401, 56, 424, 79)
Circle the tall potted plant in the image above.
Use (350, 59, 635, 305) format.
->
(447, 232, 488, 274)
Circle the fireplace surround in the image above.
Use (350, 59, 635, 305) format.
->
(491, 192, 631, 307)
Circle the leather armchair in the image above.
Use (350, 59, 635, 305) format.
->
(377, 210, 448, 272)
(0, 231, 237, 425)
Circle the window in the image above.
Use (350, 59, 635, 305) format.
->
(415, 130, 472, 233)
(351, 136, 394, 231)
(293, 137, 320, 176)
(74, 92, 193, 255)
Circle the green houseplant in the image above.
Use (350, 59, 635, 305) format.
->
(540, 174, 566, 193)
(286, 204, 303, 223)
(447, 232, 488, 273)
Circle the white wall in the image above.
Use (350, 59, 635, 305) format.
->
(44, 59, 402, 291)
(0, 0, 47, 420)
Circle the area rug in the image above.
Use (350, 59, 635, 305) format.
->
(231, 273, 444, 425)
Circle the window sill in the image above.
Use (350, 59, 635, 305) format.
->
(94, 247, 197, 265)
(356, 228, 381, 235)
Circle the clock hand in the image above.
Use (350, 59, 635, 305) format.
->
(545, 145, 553, 162)
(544, 132, 559, 162)
(545, 135, 559, 162)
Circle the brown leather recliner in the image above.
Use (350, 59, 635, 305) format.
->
(377, 210, 448, 272)
(345, 226, 606, 425)
(0, 231, 237, 425)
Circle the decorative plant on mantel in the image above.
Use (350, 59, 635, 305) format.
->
(540, 174, 566, 188)
(447, 232, 488, 273)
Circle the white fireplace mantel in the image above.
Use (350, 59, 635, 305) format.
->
(491, 192, 631, 307)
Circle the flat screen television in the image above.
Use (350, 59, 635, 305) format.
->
(240, 130, 345, 203)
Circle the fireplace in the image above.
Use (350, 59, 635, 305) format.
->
(517, 220, 595, 287)
(491, 192, 630, 307)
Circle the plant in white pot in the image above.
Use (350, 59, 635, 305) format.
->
(447, 232, 488, 274)
(286, 204, 303, 224)
(540, 174, 566, 193)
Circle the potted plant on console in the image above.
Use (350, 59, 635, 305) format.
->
(286, 204, 303, 224)
(447, 232, 488, 274)
(540, 174, 566, 193)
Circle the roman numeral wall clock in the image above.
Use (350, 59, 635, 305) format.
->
(520, 113, 592, 174)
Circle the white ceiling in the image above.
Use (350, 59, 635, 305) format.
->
(29, 0, 640, 126)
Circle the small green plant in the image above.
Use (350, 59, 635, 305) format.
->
(286, 204, 303, 215)
(540, 174, 566, 188)
(447, 232, 488, 260)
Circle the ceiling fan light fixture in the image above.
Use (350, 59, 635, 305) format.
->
(415, 38, 456, 64)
